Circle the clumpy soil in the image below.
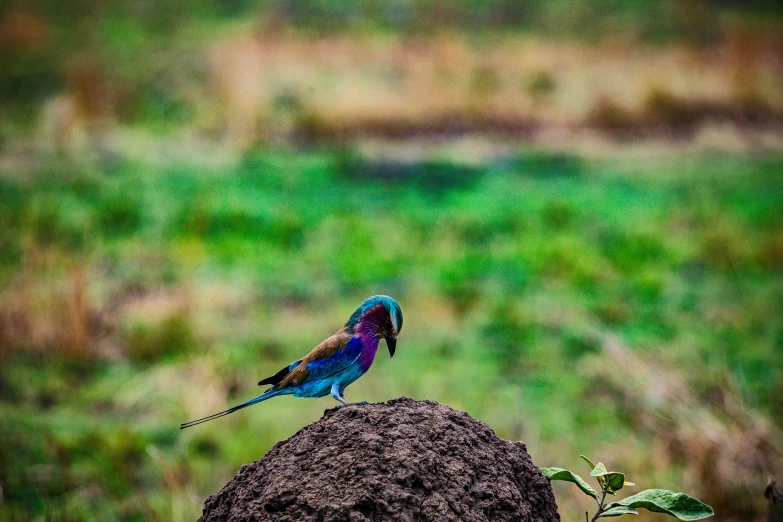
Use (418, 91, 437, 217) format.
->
(198, 397, 560, 522)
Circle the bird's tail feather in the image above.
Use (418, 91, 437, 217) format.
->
(180, 389, 279, 429)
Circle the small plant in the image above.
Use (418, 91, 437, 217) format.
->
(542, 455, 714, 521)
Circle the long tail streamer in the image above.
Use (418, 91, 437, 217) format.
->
(180, 390, 278, 429)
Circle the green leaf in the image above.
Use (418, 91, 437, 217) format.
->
(541, 467, 599, 500)
(580, 455, 597, 472)
(590, 462, 626, 492)
(605, 473, 626, 492)
(600, 506, 639, 517)
(606, 489, 714, 520)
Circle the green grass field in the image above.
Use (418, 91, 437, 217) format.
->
(1, 147, 781, 521)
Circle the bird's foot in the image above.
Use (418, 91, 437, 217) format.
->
(331, 400, 371, 410)
(342, 400, 371, 408)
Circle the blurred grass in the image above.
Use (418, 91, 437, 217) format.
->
(0, 147, 781, 521)
(2, 2, 782, 521)
(2, 1, 783, 152)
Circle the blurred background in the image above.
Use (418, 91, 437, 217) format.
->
(1, 1, 782, 521)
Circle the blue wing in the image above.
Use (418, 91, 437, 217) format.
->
(301, 336, 364, 380)
(260, 332, 364, 390)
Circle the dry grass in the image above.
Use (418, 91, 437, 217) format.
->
(0, 246, 96, 359)
(582, 335, 783, 522)
(198, 29, 783, 145)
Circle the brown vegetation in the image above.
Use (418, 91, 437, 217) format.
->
(201, 31, 783, 145)
(584, 336, 783, 520)
(14, 26, 783, 152)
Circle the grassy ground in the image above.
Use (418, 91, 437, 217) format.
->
(4, 3, 783, 152)
(2, 2, 783, 521)
(0, 146, 781, 521)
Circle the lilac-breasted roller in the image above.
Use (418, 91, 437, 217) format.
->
(180, 295, 402, 429)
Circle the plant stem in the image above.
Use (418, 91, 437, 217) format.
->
(589, 489, 608, 522)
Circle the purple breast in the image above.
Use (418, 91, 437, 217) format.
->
(356, 334, 379, 372)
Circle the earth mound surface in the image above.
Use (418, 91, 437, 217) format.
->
(198, 397, 560, 522)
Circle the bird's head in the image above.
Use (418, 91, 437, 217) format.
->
(346, 295, 403, 357)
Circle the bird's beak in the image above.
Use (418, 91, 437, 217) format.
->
(385, 335, 396, 357)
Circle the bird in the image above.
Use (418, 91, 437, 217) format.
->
(180, 295, 402, 429)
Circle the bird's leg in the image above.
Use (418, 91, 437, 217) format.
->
(330, 384, 368, 407)
(331, 384, 349, 406)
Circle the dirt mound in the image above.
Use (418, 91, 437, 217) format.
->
(198, 397, 560, 522)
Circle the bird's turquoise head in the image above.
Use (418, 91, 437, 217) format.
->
(346, 295, 403, 357)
